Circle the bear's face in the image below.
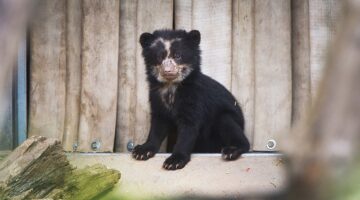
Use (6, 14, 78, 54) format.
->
(140, 30, 201, 83)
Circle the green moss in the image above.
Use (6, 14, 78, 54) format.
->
(0, 151, 10, 162)
(333, 161, 360, 200)
(47, 164, 121, 200)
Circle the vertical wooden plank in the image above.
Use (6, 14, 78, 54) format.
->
(193, 0, 232, 89)
(253, 0, 292, 151)
(13, 39, 27, 147)
(309, 0, 342, 97)
(231, 0, 255, 148)
(0, 76, 12, 150)
(174, 0, 192, 30)
(62, 0, 82, 151)
(28, 0, 66, 140)
(134, 0, 173, 149)
(175, 0, 232, 89)
(115, 0, 137, 152)
(291, 0, 311, 123)
(78, 0, 119, 152)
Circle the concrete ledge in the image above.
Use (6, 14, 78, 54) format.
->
(67, 153, 287, 198)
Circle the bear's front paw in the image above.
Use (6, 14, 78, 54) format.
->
(221, 146, 243, 161)
(163, 153, 190, 170)
(132, 144, 156, 160)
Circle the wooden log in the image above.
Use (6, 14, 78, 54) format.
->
(115, 0, 138, 152)
(0, 136, 72, 199)
(62, 0, 82, 151)
(28, 0, 66, 141)
(231, 0, 255, 148)
(78, 0, 120, 152)
(134, 0, 173, 151)
(0, 136, 120, 199)
(51, 164, 120, 200)
(291, 0, 311, 123)
(253, 0, 292, 151)
(0, 151, 10, 162)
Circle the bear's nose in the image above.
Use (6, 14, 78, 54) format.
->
(162, 59, 177, 73)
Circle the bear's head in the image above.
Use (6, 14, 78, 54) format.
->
(139, 29, 201, 83)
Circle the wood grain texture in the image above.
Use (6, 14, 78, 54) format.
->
(291, 0, 311, 124)
(175, 0, 232, 89)
(0, 76, 12, 150)
(0, 136, 120, 199)
(28, 0, 66, 140)
(63, 0, 82, 151)
(115, 0, 138, 152)
(174, 0, 192, 30)
(134, 0, 173, 150)
(78, 0, 119, 152)
(231, 0, 255, 148)
(309, 0, 342, 98)
(253, 0, 292, 151)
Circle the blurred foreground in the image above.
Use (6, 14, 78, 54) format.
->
(1, 0, 360, 199)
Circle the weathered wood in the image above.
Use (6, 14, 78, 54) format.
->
(78, 0, 120, 152)
(309, 0, 343, 97)
(231, 0, 255, 148)
(28, 0, 66, 141)
(62, 0, 82, 151)
(194, 0, 232, 89)
(134, 0, 173, 150)
(284, 1, 360, 198)
(174, 0, 192, 30)
(0, 80, 12, 150)
(252, 0, 292, 151)
(0, 136, 120, 200)
(0, 151, 10, 162)
(115, 0, 138, 152)
(291, 0, 311, 124)
(0, 136, 72, 199)
(52, 164, 120, 200)
(0, 0, 31, 148)
(175, 0, 232, 89)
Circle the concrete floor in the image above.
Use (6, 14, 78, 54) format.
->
(67, 153, 287, 199)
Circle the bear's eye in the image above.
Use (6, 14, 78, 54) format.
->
(174, 53, 181, 61)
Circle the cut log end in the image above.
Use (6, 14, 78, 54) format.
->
(0, 136, 120, 200)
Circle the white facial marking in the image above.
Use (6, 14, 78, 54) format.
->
(164, 40, 171, 58)
(150, 37, 182, 57)
(150, 38, 163, 48)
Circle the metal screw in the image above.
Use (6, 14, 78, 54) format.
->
(267, 139, 277, 150)
(127, 140, 134, 152)
(91, 140, 101, 151)
(72, 143, 78, 151)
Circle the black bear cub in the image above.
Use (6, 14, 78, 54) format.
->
(132, 29, 250, 170)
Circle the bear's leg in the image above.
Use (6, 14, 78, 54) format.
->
(132, 116, 172, 160)
(218, 114, 250, 161)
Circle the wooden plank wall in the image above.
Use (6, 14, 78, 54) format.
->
(29, 0, 67, 140)
(0, 78, 13, 150)
(253, 0, 292, 151)
(28, 0, 343, 152)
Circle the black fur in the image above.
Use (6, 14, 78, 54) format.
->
(133, 29, 250, 170)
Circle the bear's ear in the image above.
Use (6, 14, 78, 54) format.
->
(187, 30, 201, 45)
(139, 32, 156, 48)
